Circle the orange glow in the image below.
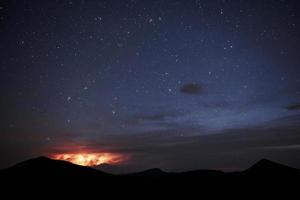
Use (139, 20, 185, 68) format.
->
(51, 152, 126, 166)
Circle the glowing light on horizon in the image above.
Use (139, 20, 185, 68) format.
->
(51, 152, 126, 166)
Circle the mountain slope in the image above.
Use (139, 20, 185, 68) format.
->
(1, 156, 110, 178)
(0, 157, 299, 198)
(245, 158, 300, 176)
(129, 168, 170, 176)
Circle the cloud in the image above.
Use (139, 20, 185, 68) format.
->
(134, 112, 178, 122)
(252, 144, 300, 150)
(2, 114, 300, 173)
(86, 118, 300, 172)
(136, 114, 169, 121)
(286, 104, 300, 111)
(180, 83, 203, 95)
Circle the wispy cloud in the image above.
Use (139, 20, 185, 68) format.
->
(253, 145, 300, 150)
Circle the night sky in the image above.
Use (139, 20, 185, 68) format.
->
(1, 0, 300, 172)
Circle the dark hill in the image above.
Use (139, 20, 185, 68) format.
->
(0, 157, 299, 199)
(245, 158, 300, 176)
(1, 156, 110, 178)
(129, 168, 169, 176)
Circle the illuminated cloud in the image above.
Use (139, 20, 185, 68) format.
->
(51, 152, 128, 166)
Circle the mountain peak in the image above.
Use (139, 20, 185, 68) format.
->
(143, 168, 165, 173)
(254, 158, 276, 166)
(133, 168, 167, 176)
(15, 156, 71, 167)
(29, 156, 52, 162)
(14, 156, 51, 167)
(245, 159, 299, 175)
(3, 156, 111, 179)
(250, 159, 282, 169)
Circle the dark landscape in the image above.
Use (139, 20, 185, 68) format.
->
(1, 157, 299, 198)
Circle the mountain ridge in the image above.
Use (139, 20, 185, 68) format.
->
(1, 157, 299, 198)
(1, 157, 300, 175)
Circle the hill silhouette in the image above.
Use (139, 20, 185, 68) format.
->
(0, 157, 299, 199)
(246, 158, 300, 175)
(130, 168, 170, 176)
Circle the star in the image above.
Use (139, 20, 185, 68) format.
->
(1, 0, 300, 174)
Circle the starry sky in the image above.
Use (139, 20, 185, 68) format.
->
(1, 0, 300, 172)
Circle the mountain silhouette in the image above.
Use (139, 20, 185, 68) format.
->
(0, 156, 110, 178)
(246, 158, 300, 176)
(130, 168, 169, 176)
(0, 157, 299, 199)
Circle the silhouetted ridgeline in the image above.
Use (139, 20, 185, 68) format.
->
(0, 157, 299, 199)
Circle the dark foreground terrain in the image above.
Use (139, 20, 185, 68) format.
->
(0, 157, 299, 199)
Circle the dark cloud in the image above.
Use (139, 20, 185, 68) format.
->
(286, 104, 300, 111)
(180, 83, 203, 95)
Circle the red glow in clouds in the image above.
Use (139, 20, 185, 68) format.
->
(51, 152, 126, 166)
